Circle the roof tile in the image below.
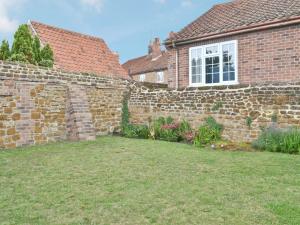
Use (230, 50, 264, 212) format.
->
(30, 21, 128, 78)
(171, 0, 300, 42)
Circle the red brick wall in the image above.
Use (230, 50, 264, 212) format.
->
(168, 24, 300, 89)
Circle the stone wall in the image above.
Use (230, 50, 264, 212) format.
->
(128, 82, 300, 142)
(0, 61, 128, 149)
(2, 60, 300, 149)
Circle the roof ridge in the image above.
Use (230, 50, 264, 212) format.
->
(123, 50, 167, 65)
(29, 20, 105, 43)
(123, 55, 148, 65)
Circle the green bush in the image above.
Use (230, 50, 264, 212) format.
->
(39, 44, 54, 68)
(179, 120, 194, 143)
(123, 124, 149, 139)
(151, 117, 185, 142)
(11, 24, 35, 64)
(1, 24, 54, 67)
(0, 40, 10, 60)
(253, 127, 300, 154)
(194, 117, 223, 147)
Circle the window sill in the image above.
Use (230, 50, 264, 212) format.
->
(189, 81, 239, 88)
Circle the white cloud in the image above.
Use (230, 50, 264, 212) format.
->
(80, 0, 104, 13)
(181, 0, 193, 7)
(0, 0, 22, 35)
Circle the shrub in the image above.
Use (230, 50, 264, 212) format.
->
(151, 117, 191, 142)
(152, 117, 166, 139)
(160, 122, 180, 142)
(123, 124, 149, 139)
(32, 36, 41, 63)
(1, 24, 54, 67)
(194, 117, 223, 147)
(11, 24, 35, 64)
(0, 40, 10, 60)
(179, 120, 193, 143)
(253, 127, 300, 154)
(39, 44, 54, 68)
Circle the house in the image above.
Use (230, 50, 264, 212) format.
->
(28, 21, 128, 78)
(165, 0, 300, 89)
(123, 38, 168, 84)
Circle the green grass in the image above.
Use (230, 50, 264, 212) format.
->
(0, 137, 299, 225)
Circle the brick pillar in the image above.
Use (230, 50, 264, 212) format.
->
(16, 83, 35, 146)
(66, 85, 96, 141)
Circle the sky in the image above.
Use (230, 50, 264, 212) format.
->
(0, 0, 229, 63)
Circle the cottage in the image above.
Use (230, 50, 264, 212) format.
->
(29, 20, 128, 78)
(165, 0, 300, 89)
(123, 38, 168, 84)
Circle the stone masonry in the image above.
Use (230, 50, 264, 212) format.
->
(1, 60, 300, 149)
(128, 82, 300, 142)
(66, 85, 96, 141)
(0, 61, 128, 149)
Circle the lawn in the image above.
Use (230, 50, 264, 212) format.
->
(0, 137, 299, 225)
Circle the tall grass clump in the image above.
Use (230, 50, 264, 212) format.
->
(252, 127, 300, 154)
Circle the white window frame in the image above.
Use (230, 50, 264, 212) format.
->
(157, 71, 164, 83)
(189, 40, 238, 87)
(139, 74, 146, 82)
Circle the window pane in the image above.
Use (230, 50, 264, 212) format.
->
(223, 72, 229, 81)
(206, 74, 213, 83)
(206, 58, 212, 65)
(223, 63, 229, 72)
(230, 72, 235, 81)
(192, 59, 196, 66)
(206, 65, 212, 73)
(205, 56, 220, 84)
(206, 45, 218, 54)
(213, 72, 220, 83)
(192, 67, 196, 75)
(190, 48, 202, 84)
(213, 57, 219, 64)
(222, 43, 236, 81)
(157, 72, 164, 82)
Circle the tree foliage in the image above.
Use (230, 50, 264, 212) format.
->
(32, 36, 41, 63)
(0, 40, 10, 60)
(11, 24, 35, 64)
(0, 24, 54, 68)
(39, 44, 54, 67)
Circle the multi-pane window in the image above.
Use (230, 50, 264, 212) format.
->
(190, 47, 202, 84)
(189, 41, 238, 86)
(139, 74, 145, 82)
(157, 71, 164, 83)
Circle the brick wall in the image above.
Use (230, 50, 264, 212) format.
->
(0, 61, 128, 149)
(128, 82, 300, 142)
(131, 69, 169, 84)
(168, 24, 300, 89)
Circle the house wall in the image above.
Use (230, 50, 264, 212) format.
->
(168, 24, 300, 89)
(0, 61, 128, 149)
(131, 70, 169, 84)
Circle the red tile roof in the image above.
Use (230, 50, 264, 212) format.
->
(29, 21, 128, 78)
(168, 0, 300, 43)
(122, 51, 168, 75)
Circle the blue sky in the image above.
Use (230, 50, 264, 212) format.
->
(0, 0, 228, 63)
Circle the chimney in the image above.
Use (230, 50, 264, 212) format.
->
(148, 37, 162, 60)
